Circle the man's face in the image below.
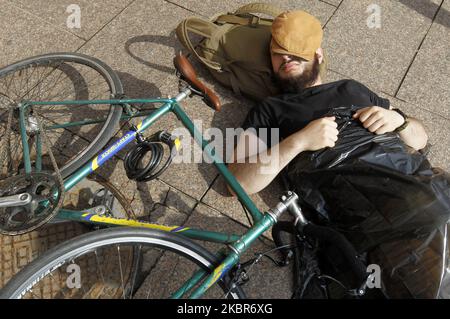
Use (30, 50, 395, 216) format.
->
(271, 52, 310, 79)
(271, 51, 321, 93)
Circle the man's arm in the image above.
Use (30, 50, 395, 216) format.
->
(353, 106, 428, 151)
(396, 117, 428, 151)
(228, 117, 339, 195)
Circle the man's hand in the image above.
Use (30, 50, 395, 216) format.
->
(296, 117, 339, 151)
(353, 106, 404, 134)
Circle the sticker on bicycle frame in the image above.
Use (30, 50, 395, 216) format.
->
(91, 157, 99, 171)
(174, 138, 181, 151)
(95, 131, 135, 168)
(208, 263, 230, 289)
(81, 213, 190, 233)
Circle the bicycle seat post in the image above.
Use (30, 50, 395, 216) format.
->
(174, 87, 192, 103)
(267, 191, 308, 227)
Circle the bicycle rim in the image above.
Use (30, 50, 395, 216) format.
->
(0, 227, 245, 299)
(0, 52, 123, 179)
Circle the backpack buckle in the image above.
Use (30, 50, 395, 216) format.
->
(249, 15, 260, 27)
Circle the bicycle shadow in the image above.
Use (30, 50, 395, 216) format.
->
(124, 31, 183, 76)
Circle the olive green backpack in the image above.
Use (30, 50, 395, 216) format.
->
(176, 3, 327, 102)
(176, 3, 283, 101)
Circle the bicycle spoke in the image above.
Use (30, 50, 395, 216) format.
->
(94, 249, 106, 287)
(48, 271, 69, 299)
(129, 244, 142, 299)
(18, 63, 64, 101)
(117, 245, 126, 299)
(37, 66, 108, 104)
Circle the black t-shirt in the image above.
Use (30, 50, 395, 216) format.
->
(242, 79, 390, 147)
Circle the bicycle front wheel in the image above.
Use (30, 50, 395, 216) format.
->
(0, 227, 245, 299)
(0, 52, 123, 179)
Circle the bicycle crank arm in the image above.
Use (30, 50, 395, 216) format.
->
(0, 193, 32, 207)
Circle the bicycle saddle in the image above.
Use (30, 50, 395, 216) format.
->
(173, 53, 221, 111)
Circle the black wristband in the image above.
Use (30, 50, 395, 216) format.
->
(392, 108, 409, 132)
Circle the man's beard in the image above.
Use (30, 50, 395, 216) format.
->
(274, 56, 321, 94)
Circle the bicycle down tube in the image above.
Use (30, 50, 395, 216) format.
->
(23, 90, 264, 223)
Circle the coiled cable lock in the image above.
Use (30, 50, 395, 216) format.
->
(124, 128, 180, 182)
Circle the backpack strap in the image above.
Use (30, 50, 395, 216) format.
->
(215, 14, 272, 27)
(212, 3, 283, 26)
(234, 3, 283, 17)
(176, 17, 222, 71)
(215, 3, 282, 26)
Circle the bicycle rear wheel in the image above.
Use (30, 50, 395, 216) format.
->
(0, 52, 123, 180)
(0, 227, 245, 299)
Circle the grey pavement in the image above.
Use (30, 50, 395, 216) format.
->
(0, 0, 449, 299)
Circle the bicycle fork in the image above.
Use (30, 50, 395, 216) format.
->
(186, 191, 307, 299)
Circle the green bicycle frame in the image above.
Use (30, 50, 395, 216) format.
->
(23, 93, 278, 298)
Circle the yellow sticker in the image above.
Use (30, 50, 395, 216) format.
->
(82, 213, 189, 233)
(174, 138, 181, 151)
(91, 157, 99, 171)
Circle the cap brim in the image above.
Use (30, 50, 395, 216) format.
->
(270, 38, 314, 61)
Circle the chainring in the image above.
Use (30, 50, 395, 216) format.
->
(0, 171, 64, 235)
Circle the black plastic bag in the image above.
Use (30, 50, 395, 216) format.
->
(285, 106, 450, 298)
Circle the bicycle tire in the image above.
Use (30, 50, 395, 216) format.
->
(0, 227, 245, 299)
(0, 52, 123, 179)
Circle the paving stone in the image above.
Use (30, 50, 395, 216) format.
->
(130, 178, 198, 217)
(10, 0, 133, 40)
(164, 187, 198, 215)
(323, 0, 442, 95)
(78, 0, 194, 99)
(0, 0, 84, 67)
(397, 0, 450, 119)
(0, 221, 91, 288)
(183, 203, 294, 298)
(201, 173, 284, 229)
(324, 69, 351, 83)
(74, 0, 219, 200)
(122, 178, 166, 215)
(140, 203, 189, 226)
(320, 0, 342, 7)
(171, 0, 335, 25)
(380, 93, 450, 172)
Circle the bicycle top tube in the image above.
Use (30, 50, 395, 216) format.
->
(23, 88, 192, 108)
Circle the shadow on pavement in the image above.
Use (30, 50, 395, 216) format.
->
(124, 31, 182, 75)
(399, 0, 449, 29)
